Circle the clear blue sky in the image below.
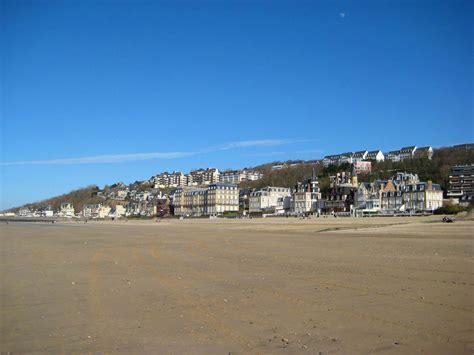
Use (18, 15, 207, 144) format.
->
(1, 0, 472, 209)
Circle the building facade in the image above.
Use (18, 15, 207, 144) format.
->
(173, 183, 239, 216)
(249, 187, 291, 213)
(447, 164, 474, 205)
(219, 169, 264, 184)
(292, 169, 323, 214)
(82, 204, 111, 218)
(59, 202, 75, 218)
(366, 150, 385, 162)
(402, 181, 443, 212)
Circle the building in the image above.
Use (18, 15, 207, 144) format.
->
(324, 173, 357, 213)
(399, 146, 417, 160)
(402, 181, 443, 212)
(275, 196, 292, 214)
(322, 151, 366, 167)
(414, 146, 434, 160)
(385, 146, 418, 162)
(82, 204, 111, 218)
(173, 183, 239, 216)
(18, 207, 32, 217)
(238, 188, 253, 215)
(352, 161, 372, 174)
(189, 168, 220, 186)
(219, 169, 263, 184)
(352, 151, 368, 162)
(220, 170, 246, 184)
(206, 183, 239, 215)
(365, 150, 385, 162)
(41, 206, 54, 217)
(249, 187, 291, 213)
(391, 172, 419, 185)
(385, 150, 401, 162)
(354, 181, 385, 214)
(447, 164, 474, 205)
(59, 202, 75, 218)
(381, 180, 403, 213)
(292, 169, 323, 214)
(152, 171, 187, 188)
(111, 205, 126, 218)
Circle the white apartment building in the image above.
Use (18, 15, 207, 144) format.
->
(219, 169, 264, 184)
(365, 150, 385, 162)
(219, 170, 246, 184)
(249, 187, 291, 213)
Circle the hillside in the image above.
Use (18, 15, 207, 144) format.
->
(6, 185, 103, 213)
(244, 144, 474, 194)
(358, 144, 474, 192)
(5, 143, 473, 213)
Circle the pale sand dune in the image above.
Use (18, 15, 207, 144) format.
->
(1, 217, 472, 354)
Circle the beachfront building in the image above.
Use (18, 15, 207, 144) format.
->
(275, 196, 292, 214)
(447, 164, 474, 205)
(381, 181, 403, 213)
(324, 173, 358, 213)
(173, 183, 239, 216)
(249, 187, 291, 213)
(58, 202, 75, 218)
(402, 181, 443, 212)
(82, 204, 111, 219)
(292, 169, 323, 214)
(354, 181, 387, 215)
(41, 206, 54, 217)
(206, 183, 239, 215)
(110, 205, 126, 218)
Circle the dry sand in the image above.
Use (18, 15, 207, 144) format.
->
(1, 217, 473, 354)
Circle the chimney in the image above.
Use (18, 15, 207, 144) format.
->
(427, 180, 433, 190)
(352, 176, 358, 187)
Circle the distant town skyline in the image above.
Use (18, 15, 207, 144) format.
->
(1, 0, 472, 209)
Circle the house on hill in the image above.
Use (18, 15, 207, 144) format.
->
(414, 146, 434, 160)
(365, 150, 385, 162)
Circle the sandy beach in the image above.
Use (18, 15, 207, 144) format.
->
(1, 217, 473, 354)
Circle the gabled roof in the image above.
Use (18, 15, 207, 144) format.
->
(367, 150, 382, 156)
(417, 146, 432, 150)
(400, 146, 417, 153)
(353, 150, 368, 158)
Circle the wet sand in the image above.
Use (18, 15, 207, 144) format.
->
(1, 217, 473, 354)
